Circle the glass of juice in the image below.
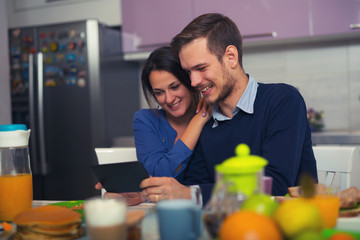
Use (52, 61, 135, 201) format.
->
(0, 124, 33, 221)
(308, 194, 340, 228)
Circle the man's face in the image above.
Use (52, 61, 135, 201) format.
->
(179, 37, 236, 105)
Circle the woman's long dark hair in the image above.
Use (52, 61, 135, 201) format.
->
(141, 46, 200, 112)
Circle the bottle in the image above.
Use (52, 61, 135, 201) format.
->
(0, 124, 33, 221)
(203, 144, 268, 238)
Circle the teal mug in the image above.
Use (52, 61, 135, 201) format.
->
(157, 199, 202, 240)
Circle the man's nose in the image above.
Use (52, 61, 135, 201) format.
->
(190, 72, 202, 88)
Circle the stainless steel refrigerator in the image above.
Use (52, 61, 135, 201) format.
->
(9, 19, 140, 200)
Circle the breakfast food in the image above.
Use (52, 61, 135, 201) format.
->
(287, 184, 360, 217)
(287, 183, 328, 197)
(338, 186, 360, 217)
(126, 210, 145, 240)
(12, 205, 83, 240)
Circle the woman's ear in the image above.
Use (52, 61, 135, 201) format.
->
(223, 45, 238, 68)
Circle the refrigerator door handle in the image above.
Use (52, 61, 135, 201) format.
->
(29, 53, 40, 174)
(37, 52, 47, 175)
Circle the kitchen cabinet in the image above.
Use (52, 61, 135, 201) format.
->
(121, 0, 193, 53)
(7, 0, 121, 28)
(121, 0, 360, 55)
(311, 0, 360, 36)
(192, 0, 311, 43)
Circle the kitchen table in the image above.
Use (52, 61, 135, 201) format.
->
(31, 200, 210, 240)
(33, 200, 211, 240)
(1, 200, 359, 240)
(32, 200, 161, 240)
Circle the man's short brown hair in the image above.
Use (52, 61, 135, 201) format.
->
(170, 13, 243, 67)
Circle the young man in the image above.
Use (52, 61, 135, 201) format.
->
(140, 13, 317, 205)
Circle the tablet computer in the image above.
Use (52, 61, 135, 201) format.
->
(91, 161, 149, 193)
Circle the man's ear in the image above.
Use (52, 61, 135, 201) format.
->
(224, 45, 238, 68)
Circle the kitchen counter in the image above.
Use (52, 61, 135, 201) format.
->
(312, 131, 360, 145)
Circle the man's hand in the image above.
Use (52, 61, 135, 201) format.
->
(140, 177, 191, 203)
(104, 192, 145, 206)
(94, 182, 145, 206)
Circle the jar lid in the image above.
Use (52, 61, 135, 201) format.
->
(0, 124, 27, 131)
(0, 124, 30, 147)
(215, 144, 268, 174)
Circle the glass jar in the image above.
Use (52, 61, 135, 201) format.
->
(203, 144, 268, 239)
(0, 124, 33, 221)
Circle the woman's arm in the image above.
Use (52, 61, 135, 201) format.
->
(133, 102, 211, 177)
(133, 110, 192, 177)
(180, 98, 212, 151)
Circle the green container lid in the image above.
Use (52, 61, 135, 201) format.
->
(215, 144, 268, 196)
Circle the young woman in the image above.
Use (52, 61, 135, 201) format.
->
(95, 46, 210, 205)
(133, 46, 211, 180)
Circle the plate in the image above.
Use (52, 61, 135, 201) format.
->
(50, 200, 85, 221)
(323, 228, 360, 239)
(336, 216, 360, 233)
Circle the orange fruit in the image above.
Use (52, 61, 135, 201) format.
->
(219, 210, 283, 240)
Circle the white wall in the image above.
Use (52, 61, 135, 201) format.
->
(244, 40, 360, 131)
(0, 0, 11, 124)
(137, 40, 360, 132)
(7, 0, 121, 28)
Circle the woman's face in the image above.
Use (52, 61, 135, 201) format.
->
(149, 70, 193, 119)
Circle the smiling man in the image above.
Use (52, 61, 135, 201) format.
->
(140, 13, 318, 205)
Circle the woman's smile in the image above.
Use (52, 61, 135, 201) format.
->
(168, 98, 183, 109)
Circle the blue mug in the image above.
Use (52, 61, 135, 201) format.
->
(157, 199, 202, 240)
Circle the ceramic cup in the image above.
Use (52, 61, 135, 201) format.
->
(157, 199, 202, 240)
(84, 197, 127, 240)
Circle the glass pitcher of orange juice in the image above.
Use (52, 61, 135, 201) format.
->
(0, 124, 33, 221)
(203, 144, 268, 238)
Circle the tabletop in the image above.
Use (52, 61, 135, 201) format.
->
(1, 200, 359, 240)
(32, 200, 211, 240)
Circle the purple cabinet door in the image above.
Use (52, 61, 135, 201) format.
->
(311, 0, 360, 36)
(121, 0, 193, 53)
(193, 0, 311, 43)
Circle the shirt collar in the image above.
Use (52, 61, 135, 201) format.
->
(211, 74, 258, 127)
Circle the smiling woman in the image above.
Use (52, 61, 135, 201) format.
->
(132, 46, 212, 180)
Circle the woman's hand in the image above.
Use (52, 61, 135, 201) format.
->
(95, 182, 103, 190)
(196, 97, 212, 119)
(180, 97, 212, 151)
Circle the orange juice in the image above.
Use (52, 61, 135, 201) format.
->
(308, 195, 340, 228)
(0, 174, 33, 221)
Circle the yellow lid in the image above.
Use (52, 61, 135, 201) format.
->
(215, 144, 268, 196)
(215, 144, 267, 174)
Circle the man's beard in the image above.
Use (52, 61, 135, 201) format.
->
(208, 67, 236, 105)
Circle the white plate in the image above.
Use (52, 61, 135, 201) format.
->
(336, 216, 360, 232)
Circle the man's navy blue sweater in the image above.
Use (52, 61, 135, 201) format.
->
(182, 83, 318, 205)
